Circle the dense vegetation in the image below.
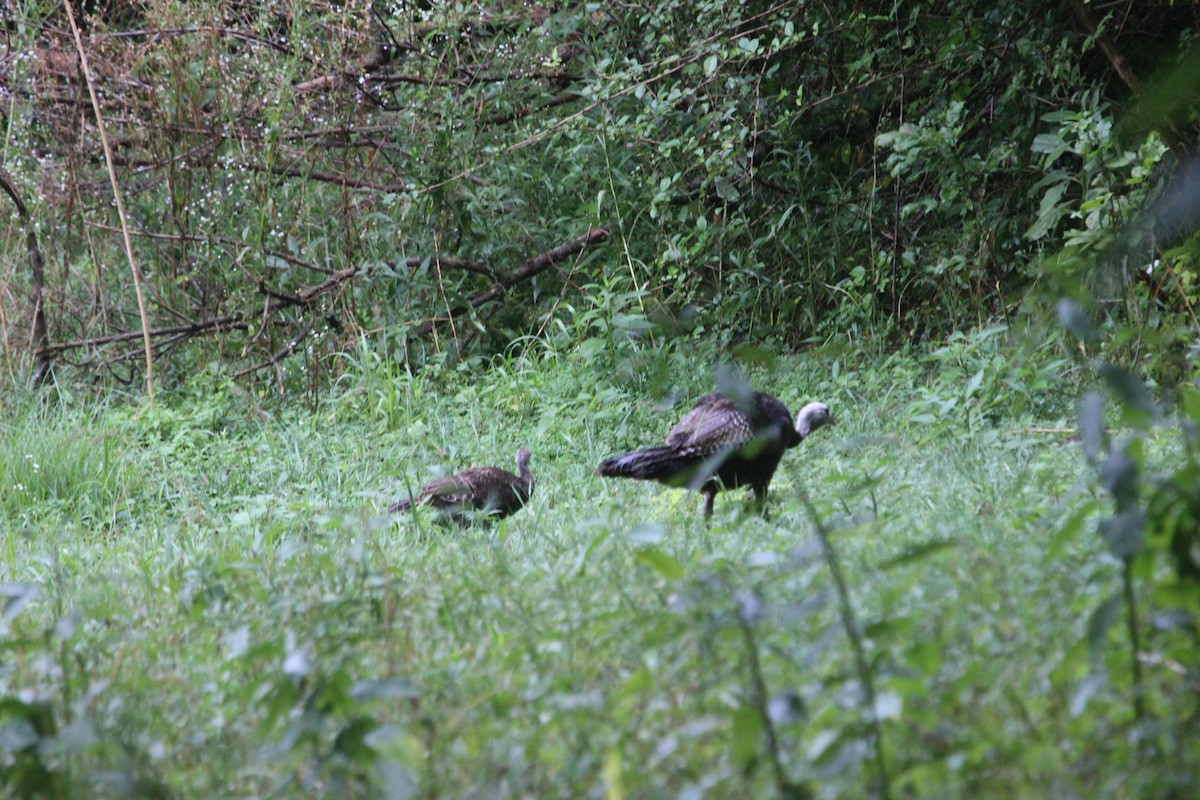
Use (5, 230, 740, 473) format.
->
(2, 1, 1200, 798)
(1, 0, 1196, 384)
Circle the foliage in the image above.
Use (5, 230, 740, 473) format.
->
(4, 344, 1200, 798)
(2, 2, 1200, 798)
(0, 1, 1196, 389)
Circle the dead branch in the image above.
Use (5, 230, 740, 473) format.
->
(233, 325, 312, 378)
(259, 254, 498, 309)
(478, 91, 581, 127)
(83, 221, 339, 276)
(38, 312, 246, 356)
(0, 164, 51, 384)
(409, 227, 609, 336)
(235, 160, 409, 193)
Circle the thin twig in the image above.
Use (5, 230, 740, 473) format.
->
(64, 0, 156, 404)
(477, 91, 581, 127)
(83, 221, 339, 276)
(233, 326, 312, 378)
(408, 227, 609, 337)
(38, 313, 245, 355)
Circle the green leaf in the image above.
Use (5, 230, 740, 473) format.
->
(703, 54, 718, 76)
(1046, 499, 1100, 560)
(635, 547, 684, 581)
(1069, 671, 1107, 718)
(736, 37, 760, 54)
(1179, 385, 1200, 423)
(907, 640, 942, 676)
(1098, 509, 1145, 559)
(1057, 298, 1095, 341)
(880, 538, 956, 569)
(1, 583, 39, 622)
(574, 531, 611, 575)
(1098, 364, 1156, 421)
(334, 715, 381, 763)
(730, 705, 763, 774)
(965, 368, 985, 398)
(1026, 182, 1068, 240)
(715, 176, 740, 202)
(1085, 592, 1121, 656)
(1031, 131, 1066, 157)
(350, 678, 421, 702)
(1099, 445, 1139, 507)
(1079, 391, 1106, 463)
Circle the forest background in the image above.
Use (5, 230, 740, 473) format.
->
(2, 1, 1200, 798)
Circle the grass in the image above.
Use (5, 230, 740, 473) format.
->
(1, 341, 1196, 799)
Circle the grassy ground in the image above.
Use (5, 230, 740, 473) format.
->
(1, 342, 1195, 799)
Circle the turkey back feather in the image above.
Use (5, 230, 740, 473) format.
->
(595, 391, 832, 517)
(391, 448, 534, 524)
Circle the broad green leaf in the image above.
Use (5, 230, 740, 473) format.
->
(880, 538, 956, 569)
(351, 678, 421, 701)
(1099, 364, 1156, 421)
(1079, 391, 1106, 463)
(1045, 499, 1101, 560)
(1099, 445, 1139, 507)
(965, 368, 985, 398)
(1069, 671, 1107, 718)
(730, 705, 763, 773)
(907, 640, 942, 676)
(575, 530, 611, 575)
(1098, 509, 1145, 559)
(715, 176, 740, 202)
(1085, 592, 1121, 655)
(635, 547, 684, 581)
(1026, 182, 1068, 240)
(1057, 298, 1095, 341)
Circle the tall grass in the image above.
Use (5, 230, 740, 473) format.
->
(2, 342, 1196, 798)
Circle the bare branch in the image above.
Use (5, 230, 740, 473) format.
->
(409, 227, 609, 336)
(0, 163, 50, 384)
(478, 91, 581, 127)
(39, 313, 246, 356)
(233, 326, 312, 378)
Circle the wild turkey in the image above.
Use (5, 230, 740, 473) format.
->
(390, 448, 535, 524)
(595, 393, 833, 517)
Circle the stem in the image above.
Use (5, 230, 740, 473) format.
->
(797, 487, 892, 800)
(1122, 558, 1146, 721)
(737, 613, 794, 798)
(64, 0, 156, 405)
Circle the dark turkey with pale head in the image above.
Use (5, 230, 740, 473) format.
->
(390, 447, 535, 524)
(595, 392, 833, 517)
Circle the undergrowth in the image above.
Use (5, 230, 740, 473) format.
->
(2, 333, 1198, 799)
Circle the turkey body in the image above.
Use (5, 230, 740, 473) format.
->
(595, 393, 832, 517)
(391, 448, 534, 524)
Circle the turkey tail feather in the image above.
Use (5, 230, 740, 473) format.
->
(596, 446, 698, 482)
